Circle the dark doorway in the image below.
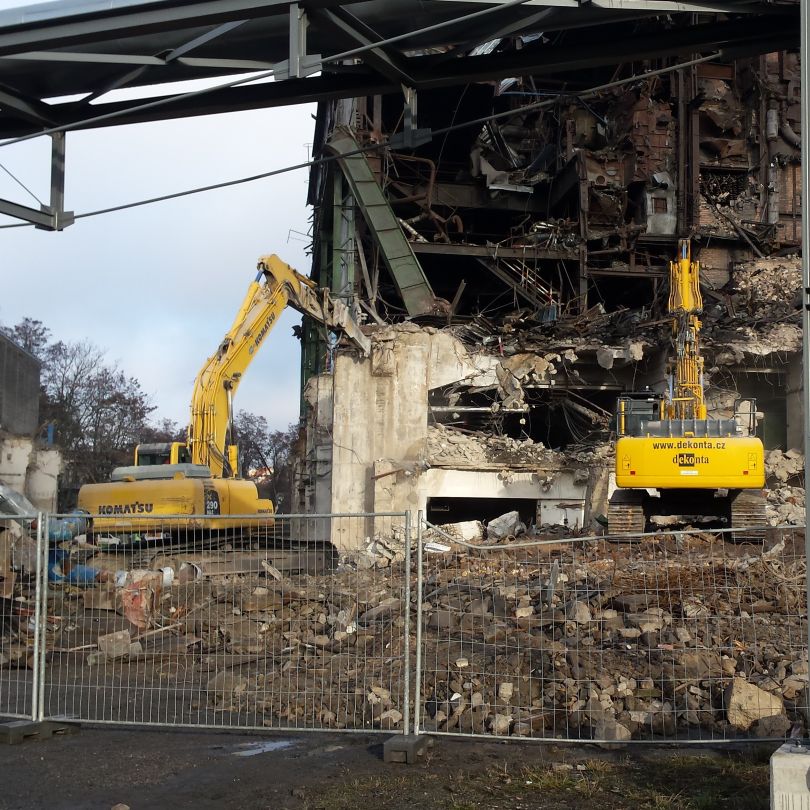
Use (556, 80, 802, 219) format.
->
(426, 496, 538, 526)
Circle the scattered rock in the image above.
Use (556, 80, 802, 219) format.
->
(486, 511, 526, 541)
(566, 600, 592, 624)
(725, 678, 786, 731)
(97, 630, 131, 660)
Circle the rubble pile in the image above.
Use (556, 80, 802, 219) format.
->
(426, 424, 611, 473)
(418, 530, 808, 740)
(766, 448, 805, 485)
(0, 540, 408, 730)
(766, 487, 805, 527)
(427, 424, 559, 468)
(731, 257, 801, 322)
(1, 525, 807, 740)
(763, 449, 805, 526)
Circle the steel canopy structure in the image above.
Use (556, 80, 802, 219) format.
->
(0, 0, 799, 228)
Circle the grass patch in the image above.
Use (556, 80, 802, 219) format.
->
(307, 748, 771, 810)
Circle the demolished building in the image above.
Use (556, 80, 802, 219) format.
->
(293, 41, 804, 548)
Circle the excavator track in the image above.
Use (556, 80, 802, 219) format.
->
(607, 490, 645, 535)
(730, 489, 768, 539)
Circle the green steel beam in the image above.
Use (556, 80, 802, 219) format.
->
(325, 127, 437, 317)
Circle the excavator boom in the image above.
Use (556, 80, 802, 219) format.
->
(188, 255, 369, 477)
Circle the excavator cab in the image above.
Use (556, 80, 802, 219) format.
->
(135, 442, 191, 466)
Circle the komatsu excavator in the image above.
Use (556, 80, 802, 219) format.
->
(607, 240, 766, 534)
(78, 255, 369, 536)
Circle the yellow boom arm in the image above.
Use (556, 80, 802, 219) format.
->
(188, 254, 370, 477)
(665, 239, 707, 421)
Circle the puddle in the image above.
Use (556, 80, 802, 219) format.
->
(232, 740, 296, 757)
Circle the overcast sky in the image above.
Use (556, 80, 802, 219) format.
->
(0, 0, 315, 432)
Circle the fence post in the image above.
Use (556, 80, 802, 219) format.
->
(402, 510, 411, 736)
(29, 512, 44, 722)
(413, 511, 423, 737)
(36, 513, 48, 722)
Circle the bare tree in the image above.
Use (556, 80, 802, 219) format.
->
(2, 317, 51, 360)
(40, 339, 155, 489)
(233, 410, 299, 510)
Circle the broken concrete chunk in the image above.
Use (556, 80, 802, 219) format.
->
(489, 713, 512, 735)
(486, 511, 525, 541)
(207, 671, 248, 709)
(429, 610, 459, 631)
(97, 630, 131, 660)
(679, 650, 721, 680)
(358, 598, 401, 625)
(432, 521, 484, 543)
(566, 600, 592, 624)
(725, 677, 785, 731)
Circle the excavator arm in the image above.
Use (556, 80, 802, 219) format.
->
(187, 254, 370, 477)
(665, 239, 707, 421)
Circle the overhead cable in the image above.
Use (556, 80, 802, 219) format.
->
(0, 160, 43, 205)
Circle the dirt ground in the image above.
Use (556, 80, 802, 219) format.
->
(0, 725, 775, 810)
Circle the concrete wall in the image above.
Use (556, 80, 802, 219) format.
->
(415, 468, 586, 528)
(0, 434, 61, 511)
(301, 326, 592, 550)
(0, 334, 40, 435)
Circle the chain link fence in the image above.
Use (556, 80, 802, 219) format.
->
(414, 519, 809, 744)
(2, 508, 809, 747)
(0, 515, 42, 720)
(15, 512, 412, 733)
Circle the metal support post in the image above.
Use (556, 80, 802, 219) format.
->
(273, 3, 320, 80)
(37, 514, 48, 722)
(289, 3, 307, 79)
(402, 510, 411, 736)
(46, 132, 73, 230)
(0, 132, 74, 229)
(30, 513, 43, 722)
(414, 511, 423, 736)
(390, 86, 432, 150)
(802, 0, 810, 728)
(383, 511, 431, 764)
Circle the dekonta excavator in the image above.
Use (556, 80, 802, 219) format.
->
(608, 240, 766, 534)
(78, 255, 369, 536)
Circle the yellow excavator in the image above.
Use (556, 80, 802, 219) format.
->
(78, 255, 369, 536)
(608, 240, 766, 534)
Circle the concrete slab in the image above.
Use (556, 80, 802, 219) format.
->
(771, 742, 810, 809)
(0, 720, 80, 744)
(383, 734, 432, 764)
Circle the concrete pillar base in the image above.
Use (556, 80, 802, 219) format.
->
(771, 742, 810, 809)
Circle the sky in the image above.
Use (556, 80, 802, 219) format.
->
(0, 0, 316, 432)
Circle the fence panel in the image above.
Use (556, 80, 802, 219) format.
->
(37, 512, 411, 733)
(0, 514, 42, 721)
(416, 521, 808, 743)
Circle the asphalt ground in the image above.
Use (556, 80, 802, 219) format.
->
(0, 723, 777, 810)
